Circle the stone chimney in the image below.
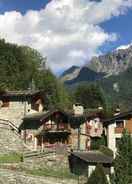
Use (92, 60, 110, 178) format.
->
(114, 105, 120, 116)
(73, 103, 84, 115)
(98, 106, 103, 111)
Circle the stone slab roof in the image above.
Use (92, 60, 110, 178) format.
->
(19, 108, 105, 130)
(0, 90, 42, 97)
(103, 110, 132, 125)
(71, 151, 113, 164)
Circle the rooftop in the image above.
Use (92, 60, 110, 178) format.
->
(0, 90, 42, 97)
(103, 109, 132, 125)
(71, 151, 113, 164)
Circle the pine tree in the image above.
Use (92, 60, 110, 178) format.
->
(110, 129, 132, 184)
(87, 164, 109, 184)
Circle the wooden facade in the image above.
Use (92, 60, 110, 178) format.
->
(19, 109, 104, 151)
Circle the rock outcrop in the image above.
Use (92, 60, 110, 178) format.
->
(60, 45, 132, 85)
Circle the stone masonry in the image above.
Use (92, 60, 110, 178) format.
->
(0, 121, 25, 154)
(0, 169, 76, 184)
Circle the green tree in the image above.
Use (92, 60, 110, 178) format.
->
(74, 84, 105, 109)
(110, 130, 132, 184)
(87, 164, 108, 184)
(0, 39, 72, 109)
(91, 135, 107, 150)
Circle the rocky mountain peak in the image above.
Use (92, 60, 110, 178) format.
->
(60, 45, 132, 84)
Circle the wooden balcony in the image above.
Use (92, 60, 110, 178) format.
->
(44, 123, 71, 133)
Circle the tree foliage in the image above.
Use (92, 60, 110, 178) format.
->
(110, 130, 132, 184)
(73, 84, 105, 109)
(87, 164, 109, 184)
(91, 135, 107, 150)
(0, 39, 72, 109)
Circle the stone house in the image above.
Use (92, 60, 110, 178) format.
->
(19, 104, 104, 151)
(0, 90, 44, 127)
(103, 110, 132, 155)
(19, 109, 71, 150)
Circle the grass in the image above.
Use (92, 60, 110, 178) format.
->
(25, 167, 77, 180)
(0, 152, 23, 163)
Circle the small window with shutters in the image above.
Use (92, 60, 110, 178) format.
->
(115, 120, 124, 128)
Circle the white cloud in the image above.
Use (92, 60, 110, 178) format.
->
(116, 42, 132, 50)
(0, 0, 132, 73)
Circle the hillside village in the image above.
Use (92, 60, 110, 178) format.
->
(0, 88, 131, 183)
(0, 38, 131, 184)
(0, 0, 132, 183)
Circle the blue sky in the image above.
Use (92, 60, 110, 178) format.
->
(0, 0, 49, 14)
(0, 0, 132, 73)
(100, 9, 132, 53)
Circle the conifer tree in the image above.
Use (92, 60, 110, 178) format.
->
(110, 130, 132, 184)
(87, 164, 109, 184)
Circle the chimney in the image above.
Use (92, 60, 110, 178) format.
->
(73, 103, 84, 115)
(98, 106, 103, 111)
(114, 105, 120, 116)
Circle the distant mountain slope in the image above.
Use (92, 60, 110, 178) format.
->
(99, 67, 132, 110)
(60, 66, 80, 82)
(60, 45, 132, 85)
(65, 67, 104, 85)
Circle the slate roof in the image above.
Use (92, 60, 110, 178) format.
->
(19, 109, 69, 130)
(19, 108, 105, 130)
(71, 151, 113, 164)
(0, 90, 42, 97)
(103, 110, 132, 126)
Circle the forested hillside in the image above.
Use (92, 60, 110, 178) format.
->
(0, 39, 72, 109)
(99, 67, 132, 110)
(61, 45, 132, 111)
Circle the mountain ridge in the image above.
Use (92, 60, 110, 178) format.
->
(60, 45, 132, 85)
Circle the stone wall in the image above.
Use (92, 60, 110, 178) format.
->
(0, 101, 37, 127)
(0, 169, 76, 184)
(0, 122, 25, 154)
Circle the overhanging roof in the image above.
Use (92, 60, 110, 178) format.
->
(0, 90, 42, 97)
(103, 110, 132, 125)
(19, 108, 105, 130)
(19, 109, 70, 130)
(71, 151, 113, 164)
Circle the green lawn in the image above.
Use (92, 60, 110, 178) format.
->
(25, 167, 77, 179)
(0, 152, 23, 163)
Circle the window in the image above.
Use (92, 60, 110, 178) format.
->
(2, 98, 10, 107)
(115, 120, 124, 128)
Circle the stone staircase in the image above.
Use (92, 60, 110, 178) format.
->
(0, 119, 32, 154)
(0, 107, 24, 127)
(23, 150, 55, 159)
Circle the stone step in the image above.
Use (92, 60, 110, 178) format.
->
(23, 150, 55, 158)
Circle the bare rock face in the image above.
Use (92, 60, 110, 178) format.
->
(60, 66, 81, 82)
(87, 46, 132, 76)
(60, 45, 132, 85)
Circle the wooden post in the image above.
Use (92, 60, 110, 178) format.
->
(34, 137, 38, 151)
(41, 136, 44, 151)
(78, 126, 81, 150)
(24, 130, 26, 143)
